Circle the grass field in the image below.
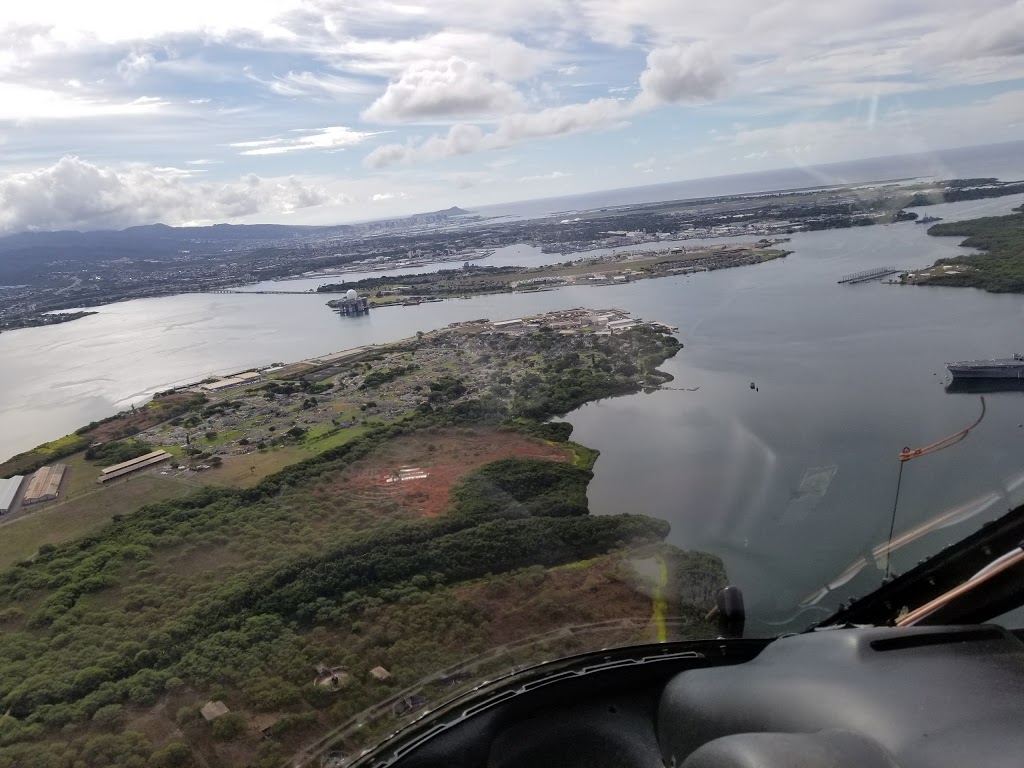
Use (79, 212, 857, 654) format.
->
(0, 422, 378, 566)
(33, 433, 83, 455)
(0, 474, 194, 568)
(199, 446, 311, 487)
(59, 452, 103, 500)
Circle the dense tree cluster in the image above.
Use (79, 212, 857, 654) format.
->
(360, 365, 419, 390)
(84, 439, 153, 467)
(918, 206, 1024, 293)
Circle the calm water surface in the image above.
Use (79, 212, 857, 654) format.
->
(3, 193, 1024, 628)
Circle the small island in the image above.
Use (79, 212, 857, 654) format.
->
(0, 310, 725, 768)
(320, 242, 792, 308)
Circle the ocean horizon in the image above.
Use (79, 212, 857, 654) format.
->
(470, 140, 1024, 220)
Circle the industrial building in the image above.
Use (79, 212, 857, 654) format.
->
(334, 289, 370, 316)
(0, 475, 25, 514)
(199, 371, 260, 392)
(607, 318, 639, 332)
(22, 464, 68, 506)
(98, 450, 172, 483)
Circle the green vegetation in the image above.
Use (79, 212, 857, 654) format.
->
(84, 440, 152, 467)
(0, 435, 91, 478)
(359, 364, 418, 390)
(911, 205, 1024, 292)
(449, 458, 592, 519)
(0, 413, 677, 766)
(511, 327, 681, 418)
(0, 475, 196, 571)
(427, 376, 467, 402)
(0, 320, 715, 767)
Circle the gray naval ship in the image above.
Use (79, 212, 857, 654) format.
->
(947, 353, 1024, 379)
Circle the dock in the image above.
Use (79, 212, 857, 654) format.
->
(838, 267, 899, 284)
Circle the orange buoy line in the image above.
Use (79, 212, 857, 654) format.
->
(885, 397, 987, 581)
(899, 396, 987, 462)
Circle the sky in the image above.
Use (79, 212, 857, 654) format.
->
(0, 0, 1023, 232)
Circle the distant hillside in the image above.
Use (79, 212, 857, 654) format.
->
(0, 207, 475, 282)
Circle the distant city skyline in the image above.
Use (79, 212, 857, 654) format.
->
(1, 0, 1023, 233)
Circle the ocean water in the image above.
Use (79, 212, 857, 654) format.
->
(474, 141, 1024, 220)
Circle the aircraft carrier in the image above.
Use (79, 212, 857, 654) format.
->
(947, 354, 1024, 379)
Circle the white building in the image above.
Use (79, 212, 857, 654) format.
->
(0, 475, 25, 514)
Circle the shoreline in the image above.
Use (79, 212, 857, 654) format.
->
(1, 308, 672, 468)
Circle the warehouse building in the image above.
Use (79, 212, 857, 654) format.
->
(199, 371, 261, 393)
(97, 450, 172, 483)
(22, 464, 68, 506)
(0, 475, 25, 514)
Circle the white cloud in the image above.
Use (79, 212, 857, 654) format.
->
(371, 191, 410, 201)
(327, 29, 557, 81)
(363, 142, 417, 169)
(1, 1, 301, 44)
(636, 42, 733, 106)
(363, 43, 727, 166)
(116, 49, 156, 80)
(261, 71, 377, 99)
(185, 158, 221, 166)
(922, 2, 1024, 60)
(0, 156, 340, 232)
(230, 126, 378, 156)
(365, 123, 486, 167)
(0, 82, 169, 121)
(493, 98, 629, 143)
(3, 0, 1024, 217)
(365, 97, 631, 167)
(362, 57, 524, 122)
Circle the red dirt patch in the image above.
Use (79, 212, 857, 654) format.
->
(325, 428, 572, 517)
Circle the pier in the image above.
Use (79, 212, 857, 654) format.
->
(838, 267, 899, 284)
(203, 289, 316, 295)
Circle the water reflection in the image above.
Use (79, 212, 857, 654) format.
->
(799, 465, 1024, 618)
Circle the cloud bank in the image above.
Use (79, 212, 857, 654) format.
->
(0, 156, 338, 233)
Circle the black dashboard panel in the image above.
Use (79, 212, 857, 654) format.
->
(376, 626, 1024, 768)
(659, 625, 1024, 768)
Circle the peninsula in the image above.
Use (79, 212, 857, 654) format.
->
(319, 242, 791, 308)
(903, 203, 1024, 292)
(0, 311, 724, 768)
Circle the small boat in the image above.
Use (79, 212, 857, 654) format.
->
(916, 215, 943, 224)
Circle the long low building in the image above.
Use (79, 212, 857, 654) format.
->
(98, 450, 172, 483)
(22, 464, 68, 506)
(199, 371, 261, 392)
(0, 475, 25, 514)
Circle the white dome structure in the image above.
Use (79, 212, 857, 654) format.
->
(345, 289, 358, 301)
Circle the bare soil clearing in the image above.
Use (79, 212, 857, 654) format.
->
(325, 428, 572, 517)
